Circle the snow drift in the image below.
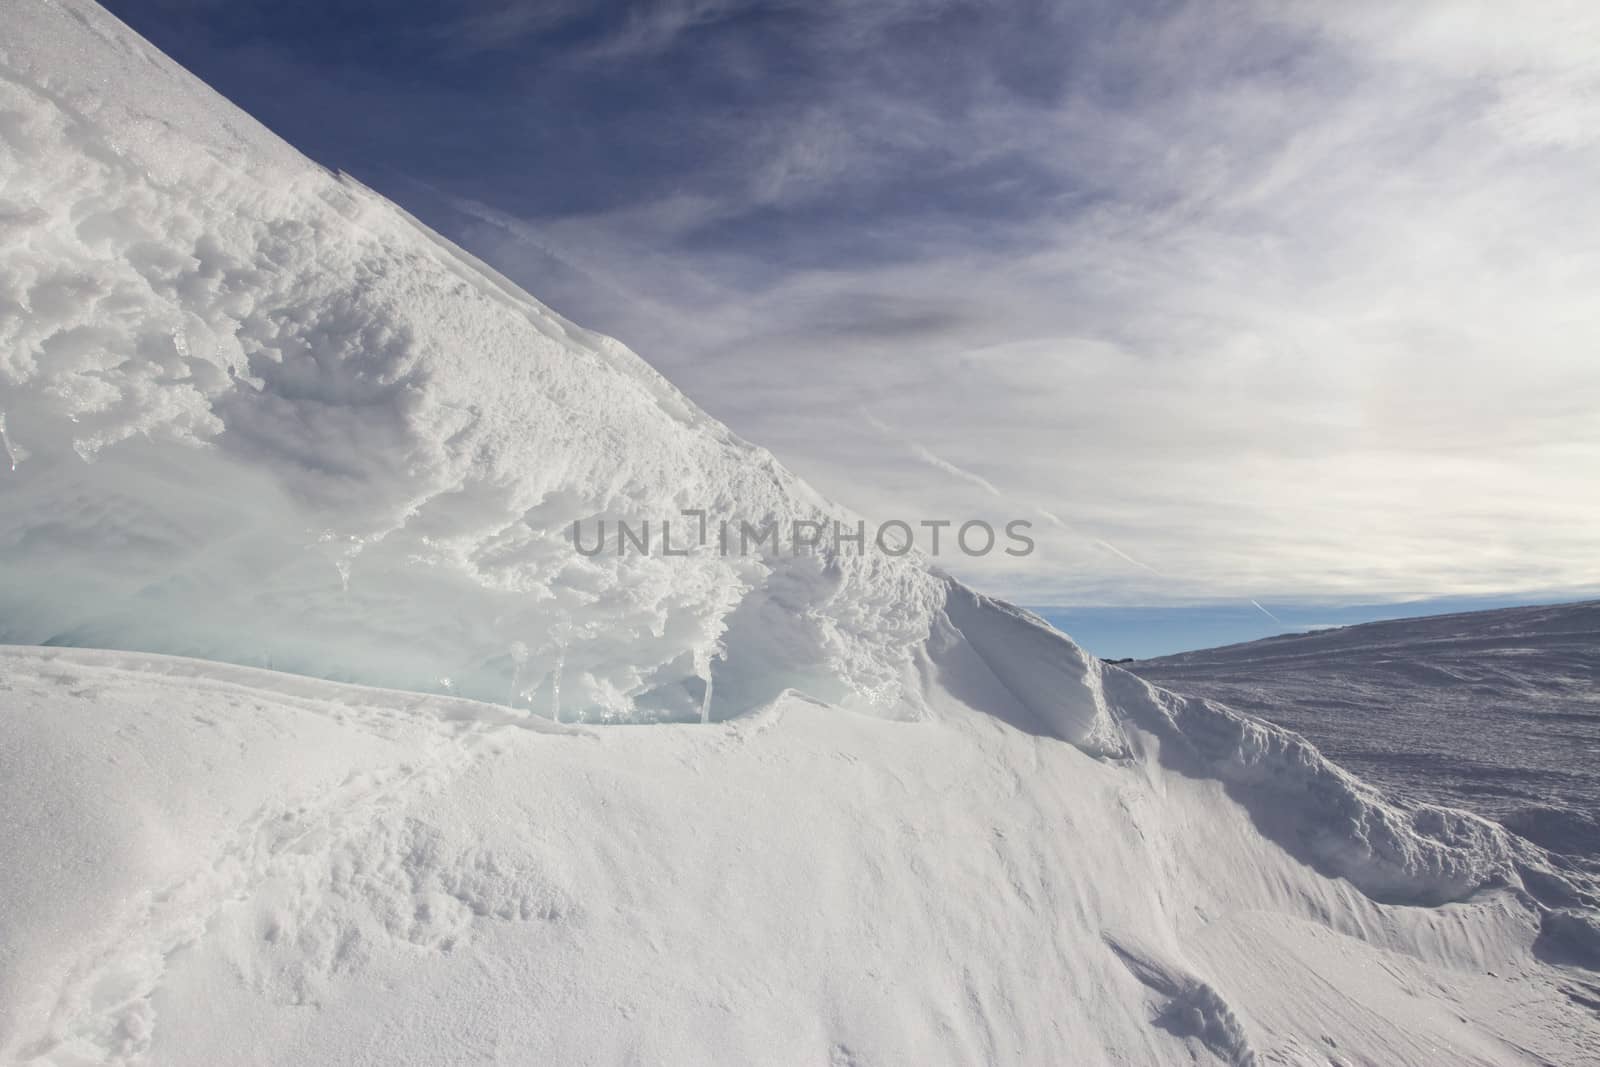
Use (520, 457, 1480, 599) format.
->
(0, 0, 935, 719)
(1132, 599, 1600, 870)
(6, 646, 1599, 1066)
(1, 2, 1598, 1064)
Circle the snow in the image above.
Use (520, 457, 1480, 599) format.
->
(1, 2, 1598, 1064)
(1131, 601, 1600, 872)
(0, 0, 934, 719)
(4, 646, 1598, 1066)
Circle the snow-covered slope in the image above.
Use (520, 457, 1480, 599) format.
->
(4, 646, 1598, 1067)
(2, 3, 1598, 1064)
(1131, 601, 1600, 869)
(0, 0, 935, 720)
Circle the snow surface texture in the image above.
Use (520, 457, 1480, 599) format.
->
(1132, 602, 1600, 874)
(1, 2, 1598, 1063)
(4, 646, 1599, 1067)
(0, 0, 936, 719)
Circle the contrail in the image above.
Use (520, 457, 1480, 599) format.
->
(861, 410, 1005, 498)
(1092, 539, 1164, 577)
(861, 409, 1161, 578)
(1249, 599, 1284, 625)
(862, 411, 1302, 629)
(1036, 509, 1163, 577)
(908, 442, 1006, 498)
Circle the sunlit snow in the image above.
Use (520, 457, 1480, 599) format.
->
(0, 3, 1596, 1065)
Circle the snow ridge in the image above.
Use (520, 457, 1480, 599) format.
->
(1102, 668, 1552, 906)
(936, 590, 1593, 915)
(0, 0, 941, 720)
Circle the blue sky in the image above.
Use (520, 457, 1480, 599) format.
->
(1030, 593, 1589, 661)
(103, 0, 1600, 651)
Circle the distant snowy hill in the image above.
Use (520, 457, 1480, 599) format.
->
(1, 3, 1598, 1065)
(1132, 601, 1600, 868)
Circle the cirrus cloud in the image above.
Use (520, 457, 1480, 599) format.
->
(102, 0, 1600, 606)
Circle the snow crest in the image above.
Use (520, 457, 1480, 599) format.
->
(933, 589, 1591, 913)
(0, 0, 941, 719)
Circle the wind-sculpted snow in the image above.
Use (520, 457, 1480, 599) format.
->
(937, 591, 1595, 915)
(3, 5, 1600, 1062)
(0, 0, 941, 719)
(1101, 669, 1555, 907)
(1, 0, 1591, 921)
(1131, 599, 1600, 873)
(4, 646, 1598, 1066)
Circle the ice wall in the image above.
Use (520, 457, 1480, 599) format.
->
(0, 0, 942, 718)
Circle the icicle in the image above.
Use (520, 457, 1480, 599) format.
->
(0, 412, 21, 472)
(508, 641, 529, 707)
(695, 648, 714, 724)
(315, 530, 363, 593)
(549, 644, 564, 725)
(696, 644, 724, 724)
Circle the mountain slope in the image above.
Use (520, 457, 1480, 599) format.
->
(1, 3, 1598, 1064)
(1132, 600, 1600, 867)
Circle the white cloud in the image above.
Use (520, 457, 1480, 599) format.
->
(426, 0, 1600, 606)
